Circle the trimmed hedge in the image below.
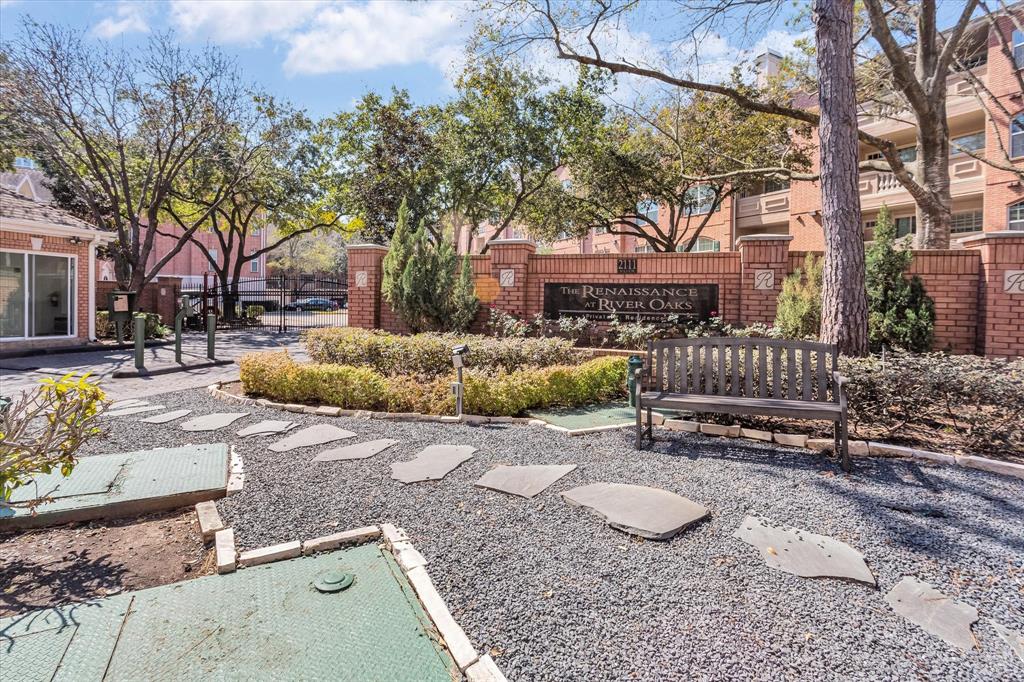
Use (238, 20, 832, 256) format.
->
(239, 351, 626, 416)
(303, 328, 584, 378)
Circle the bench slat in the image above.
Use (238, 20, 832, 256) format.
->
(731, 344, 740, 396)
(802, 349, 812, 401)
(758, 342, 767, 398)
(787, 347, 797, 400)
(744, 343, 753, 397)
(816, 349, 827, 401)
(703, 342, 713, 395)
(717, 341, 727, 396)
(772, 346, 782, 398)
(667, 345, 676, 393)
(641, 392, 842, 420)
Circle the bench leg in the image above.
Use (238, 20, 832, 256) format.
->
(833, 420, 841, 455)
(646, 407, 653, 441)
(839, 413, 851, 472)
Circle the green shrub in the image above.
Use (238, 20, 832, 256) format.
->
(303, 328, 584, 378)
(774, 253, 822, 339)
(841, 351, 1024, 453)
(245, 305, 265, 320)
(238, 351, 626, 416)
(382, 199, 478, 332)
(95, 311, 168, 340)
(866, 205, 935, 352)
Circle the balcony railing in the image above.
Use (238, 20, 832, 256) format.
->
(736, 192, 789, 218)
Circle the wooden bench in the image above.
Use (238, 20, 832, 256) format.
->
(635, 337, 851, 470)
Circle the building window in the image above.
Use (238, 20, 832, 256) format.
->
(895, 216, 916, 238)
(250, 259, 260, 273)
(1012, 115, 1024, 158)
(1014, 29, 1024, 68)
(950, 210, 983, 234)
(683, 186, 715, 215)
(13, 157, 36, 169)
(951, 132, 985, 156)
(594, 226, 608, 235)
(637, 199, 659, 223)
(0, 251, 76, 339)
(680, 237, 721, 253)
(865, 151, 884, 161)
(634, 243, 655, 253)
(1010, 201, 1024, 230)
(556, 231, 570, 240)
(763, 179, 790, 194)
(897, 146, 917, 162)
(207, 249, 218, 267)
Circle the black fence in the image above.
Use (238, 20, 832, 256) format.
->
(181, 276, 348, 331)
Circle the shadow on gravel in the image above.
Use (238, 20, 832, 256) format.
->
(631, 427, 1024, 559)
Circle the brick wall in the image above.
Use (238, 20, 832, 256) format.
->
(95, 276, 179, 325)
(963, 232, 1024, 358)
(1, 228, 92, 351)
(348, 232, 1022, 357)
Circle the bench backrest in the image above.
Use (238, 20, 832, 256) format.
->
(644, 337, 839, 403)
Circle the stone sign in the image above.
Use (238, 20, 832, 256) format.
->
(1005, 270, 1024, 294)
(499, 269, 515, 287)
(753, 269, 775, 290)
(543, 282, 718, 321)
(355, 271, 368, 288)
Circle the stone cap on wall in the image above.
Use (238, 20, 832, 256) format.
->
(735, 234, 794, 243)
(488, 238, 537, 247)
(346, 243, 389, 251)
(959, 230, 1024, 244)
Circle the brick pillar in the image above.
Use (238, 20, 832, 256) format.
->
(962, 231, 1024, 358)
(346, 244, 388, 330)
(737, 234, 793, 325)
(488, 238, 536, 318)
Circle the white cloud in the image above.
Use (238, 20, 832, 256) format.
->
(169, 0, 324, 46)
(283, 1, 468, 75)
(92, 1, 149, 39)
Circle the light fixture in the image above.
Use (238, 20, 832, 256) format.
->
(68, 236, 83, 245)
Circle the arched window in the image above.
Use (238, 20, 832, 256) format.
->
(1009, 201, 1024, 231)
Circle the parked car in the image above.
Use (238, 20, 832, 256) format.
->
(283, 297, 338, 312)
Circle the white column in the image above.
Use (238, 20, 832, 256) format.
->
(87, 238, 97, 340)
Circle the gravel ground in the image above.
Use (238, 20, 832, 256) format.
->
(85, 389, 1024, 681)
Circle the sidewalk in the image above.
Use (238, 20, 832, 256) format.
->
(0, 330, 305, 400)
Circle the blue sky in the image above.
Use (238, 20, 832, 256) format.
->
(0, 0, 473, 118)
(0, 1, 975, 121)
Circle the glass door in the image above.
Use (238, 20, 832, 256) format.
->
(30, 254, 74, 337)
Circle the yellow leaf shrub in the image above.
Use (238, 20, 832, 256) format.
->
(238, 352, 626, 417)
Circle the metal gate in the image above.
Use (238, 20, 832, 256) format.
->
(182, 276, 348, 331)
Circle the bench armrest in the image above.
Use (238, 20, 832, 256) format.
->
(832, 370, 850, 406)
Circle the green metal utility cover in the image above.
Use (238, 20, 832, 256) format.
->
(314, 570, 355, 593)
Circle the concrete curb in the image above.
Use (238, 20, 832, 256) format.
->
(112, 358, 234, 378)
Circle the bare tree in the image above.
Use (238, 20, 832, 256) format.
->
(1, 22, 266, 298)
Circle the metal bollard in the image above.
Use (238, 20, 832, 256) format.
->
(207, 313, 216, 360)
(133, 313, 146, 371)
(174, 308, 186, 364)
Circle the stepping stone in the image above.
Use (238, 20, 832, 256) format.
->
(560, 482, 709, 540)
(884, 576, 978, 650)
(180, 412, 249, 432)
(313, 439, 400, 462)
(140, 409, 192, 424)
(733, 515, 876, 585)
(391, 445, 477, 483)
(475, 464, 577, 498)
(268, 424, 356, 452)
(237, 420, 297, 438)
(109, 399, 149, 410)
(992, 622, 1024, 663)
(104, 405, 165, 417)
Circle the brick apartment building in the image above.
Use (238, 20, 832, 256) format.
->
(464, 10, 1024, 256)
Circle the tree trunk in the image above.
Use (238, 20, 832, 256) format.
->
(814, 0, 868, 356)
(915, 118, 953, 249)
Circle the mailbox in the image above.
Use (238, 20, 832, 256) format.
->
(107, 291, 136, 323)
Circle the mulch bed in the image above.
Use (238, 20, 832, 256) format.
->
(0, 508, 213, 617)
